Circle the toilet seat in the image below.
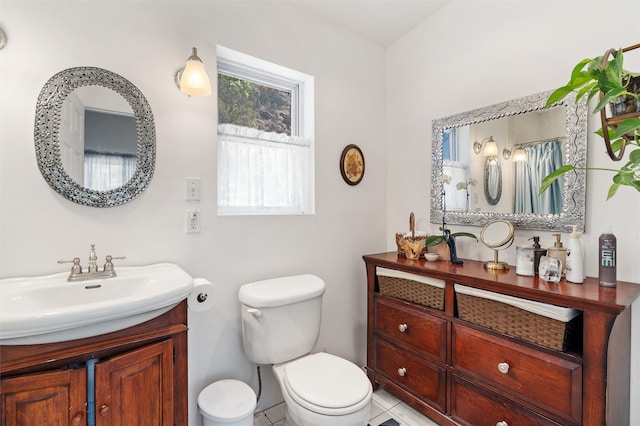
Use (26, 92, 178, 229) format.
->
(282, 352, 372, 416)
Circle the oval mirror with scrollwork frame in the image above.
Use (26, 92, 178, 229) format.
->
(431, 90, 587, 231)
(34, 67, 155, 207)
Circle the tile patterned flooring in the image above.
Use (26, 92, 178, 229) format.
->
(253, 388, 439, 426)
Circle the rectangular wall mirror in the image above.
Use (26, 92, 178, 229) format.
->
(431, 90, 588, 231)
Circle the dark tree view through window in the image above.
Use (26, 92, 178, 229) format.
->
(218, 74, 292, 136)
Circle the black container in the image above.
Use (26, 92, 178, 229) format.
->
(598, 233, 617, 287)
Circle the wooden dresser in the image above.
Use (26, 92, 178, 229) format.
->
(364, 252, 640, 426)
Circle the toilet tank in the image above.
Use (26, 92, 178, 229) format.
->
(239, 274, 326, 365)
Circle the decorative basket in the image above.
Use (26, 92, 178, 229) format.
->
(377, 268, 445, 310)
(396, 212, 427, 259)
(456, 293, 582, 351)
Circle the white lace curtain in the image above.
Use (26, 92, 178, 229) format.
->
(217, 124, 313, 215)
(84, 151, 136, 191)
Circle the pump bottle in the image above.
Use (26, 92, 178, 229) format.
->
(547, 234, 568, 276)
(565, 226, 584, 283)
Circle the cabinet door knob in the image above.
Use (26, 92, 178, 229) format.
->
(99, 404, 110, 416)
(397, 367, 407, 377)
(70, 413, 83, 425)
(496, 421, 509, 426)
(398, 323, 408, 332)
(497, 362, 510, 374)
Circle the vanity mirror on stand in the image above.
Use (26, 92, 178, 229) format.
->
(479, 220, 514, 269)
(34, 67, 156, 207)
(431, 90, 588, 231)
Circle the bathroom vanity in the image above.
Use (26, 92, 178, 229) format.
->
(0, 300, 188, 425)
(364, 252, 640, 426)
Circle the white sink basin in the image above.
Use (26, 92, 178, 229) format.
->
(0, 263, 193, 345)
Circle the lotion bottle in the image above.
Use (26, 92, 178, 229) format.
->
(565, 226, 584, 283)
(547, 234, 568, 276)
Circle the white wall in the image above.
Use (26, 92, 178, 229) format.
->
(0, 2, 387, 424)
(385, 0, 640, 422)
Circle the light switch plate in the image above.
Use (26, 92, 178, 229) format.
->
(186, 177, 200, 201)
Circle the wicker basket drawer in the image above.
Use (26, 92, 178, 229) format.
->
(452, 324, 582, 424)
(375, 296, 447, 363)
(376, 267, 445, 310)
(450, 374, 561, 426)
(375, 338, 446, 412)
(455, 284, 582, 351)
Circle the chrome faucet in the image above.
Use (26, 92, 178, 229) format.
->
(58, 244, 125, 282)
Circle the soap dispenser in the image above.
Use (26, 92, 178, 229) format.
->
(530, 236, 547, 275)
(565, 226, 584, 283)
(547, 234, 568, 276)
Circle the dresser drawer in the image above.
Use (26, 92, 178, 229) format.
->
(451, 374, 562, 426)
(452, 324, 581, 423)
(375, 338, 446, 412)
(375, 296, 447, 363)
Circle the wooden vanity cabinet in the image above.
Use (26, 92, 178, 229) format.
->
(0, 300, 188, 426)
(364, 253, 640, 426)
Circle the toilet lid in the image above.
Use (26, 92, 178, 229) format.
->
(283, 352, 371, 412)
(198, 379, 256, 421)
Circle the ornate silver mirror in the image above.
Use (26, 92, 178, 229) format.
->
(431, 90, 587, 231)
(35, 67, 155, 207)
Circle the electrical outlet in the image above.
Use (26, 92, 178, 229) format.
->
(185, 209, 201, 233)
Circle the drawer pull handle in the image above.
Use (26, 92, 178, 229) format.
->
(398, 323, 408, 332)
(497, 362, 510, 374)
(397, 367, 407, 377)
(496, 421, 508, 426)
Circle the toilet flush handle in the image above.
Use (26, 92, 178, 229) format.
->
(247, 308, 262, 318)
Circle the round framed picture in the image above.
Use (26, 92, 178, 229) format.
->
(340, 144, 365, 185)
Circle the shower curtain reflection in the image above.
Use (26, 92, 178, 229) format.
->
(515, 140, 563, 215)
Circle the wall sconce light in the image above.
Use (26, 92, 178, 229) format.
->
(502, 148, 512, 160)
(175, 47, 212, 96)
(473, 136, 499, 156)
(511, 148, 528, 162)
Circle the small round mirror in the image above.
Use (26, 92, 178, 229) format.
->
(479, 220, 514, 269)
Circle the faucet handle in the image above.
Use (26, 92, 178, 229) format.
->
(103, 255, 126, 272)
(58, 257, 82, 274)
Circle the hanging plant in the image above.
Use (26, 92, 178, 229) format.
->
(541, 44, 640, 199)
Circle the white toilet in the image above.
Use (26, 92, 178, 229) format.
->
(239, 274, 373, 426)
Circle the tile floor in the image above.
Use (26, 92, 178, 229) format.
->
(253, 388, 439, 426)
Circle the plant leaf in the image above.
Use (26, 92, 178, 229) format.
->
(545, 86, 573, 107)
(539, 165, 575, 194)
(449, 232, 478, 241)
(598, 50, 624, 92)
(606, 182, 620, 200)
(613, 118, 640, 139)
(425, 235, 445, 247)
(576, 82, 598, 102)
(593, 86, 627, 113)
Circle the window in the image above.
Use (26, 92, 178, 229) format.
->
(217, 46, 314, 215)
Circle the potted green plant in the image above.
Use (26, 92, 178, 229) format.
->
(541, 44, 640, 199)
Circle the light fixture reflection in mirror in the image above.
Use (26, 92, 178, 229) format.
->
(511, 148, 527, 162)
(430, 90, 588, 231)
(175, 47, 211, 96)
(480, 220, 515, 270)
(473, 136, 498, 156)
